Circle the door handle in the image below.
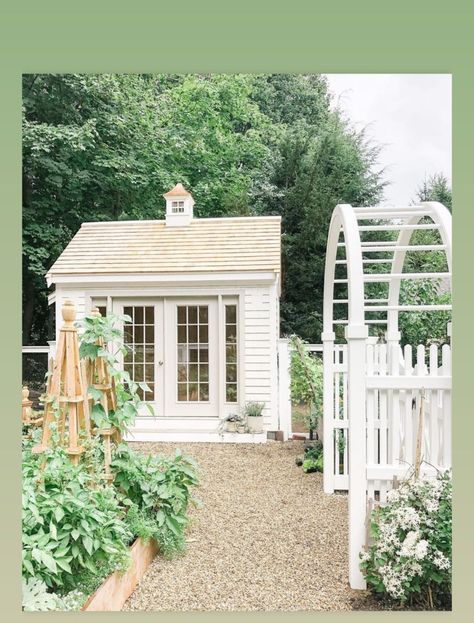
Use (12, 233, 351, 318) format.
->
(158, 361, 163, 366)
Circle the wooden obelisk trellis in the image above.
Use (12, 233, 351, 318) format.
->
(22, 386, 44, 431)
(21, 386, 33, 425)
(32, 300, 91, 464)
(84, 307, 119, 481)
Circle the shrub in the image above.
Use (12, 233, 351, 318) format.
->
(22, 578, 62, 611)
(289, 335, 323, 437)
(22, 578, 87, 612)
(112, 445, 199, 557)
(295, 441, 324, 472)
(302, 456, 323, 473)
(360, 472, 452, 609)
(22, 442, 132, 592)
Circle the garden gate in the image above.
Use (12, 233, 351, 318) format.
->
(322, 202, 452, 589)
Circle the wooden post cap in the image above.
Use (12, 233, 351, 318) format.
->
(22, 386, 30, 402)
(62, 300, 76, 324)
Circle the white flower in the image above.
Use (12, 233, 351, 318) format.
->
(386, 488, 400, 503)
(400, 530, 420, 557)
(425, 498, 439, 513)
(414, 539, 429, 560)
(411, 561, 423, 575)
(433, 551, 450, 571)
(395, 506, 421, 530)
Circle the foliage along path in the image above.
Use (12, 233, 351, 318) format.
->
(123, 441, 374, 611)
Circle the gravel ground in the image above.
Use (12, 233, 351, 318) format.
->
(123, 441, 376, 612)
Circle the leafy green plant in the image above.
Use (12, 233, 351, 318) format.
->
(22, 577, 61, 611)
(297, 441, 324, 473)
(399, 280, 451, 349)
(302, 456, 323, 473)
(360, 472, 452, 609)
(289, 335, 323, 439)
(243, 401, 264, 417)
(77, 311, 153, 434)
(22, 442, 131, 591)
(22, 577, 88, 612)
(112, 445, 199, 557)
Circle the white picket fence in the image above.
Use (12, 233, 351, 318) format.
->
(327, 341, 452, 497)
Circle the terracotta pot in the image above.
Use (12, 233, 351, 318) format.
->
(247, 415, 263, 434)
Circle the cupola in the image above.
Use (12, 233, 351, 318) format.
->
(163, 183, 194, 226)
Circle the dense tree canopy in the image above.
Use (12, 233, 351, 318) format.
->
(397, 173, 452, 347)
(23, 73, 385, 344)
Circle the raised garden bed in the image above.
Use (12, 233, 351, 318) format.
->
(82, 537, 159, 611)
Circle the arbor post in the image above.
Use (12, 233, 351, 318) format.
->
(345, 323, 368, 590)
(322, 330, 335, 493)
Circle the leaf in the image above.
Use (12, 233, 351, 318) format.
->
(40, 551, 57, 574)
(54, 507, 65, 523)
(49, 522, 57, 540)
(79, 343, 100, 360)
(88, 385, 103, 402)
(82, 535, 93, 556)
(55, 558, 72, 573)
(83, 557, 98, 574)
(165, 514, 180, 536)
(91, 403, 107, 427)
(23, 558, 35, 575)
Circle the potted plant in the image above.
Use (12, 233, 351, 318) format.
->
(225, 413, 239, 433)
(243, 401, 264, 434)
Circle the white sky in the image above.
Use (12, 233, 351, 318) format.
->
(325, 74, 452, 205)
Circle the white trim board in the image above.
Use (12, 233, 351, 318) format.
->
(47, 271, 279, 287)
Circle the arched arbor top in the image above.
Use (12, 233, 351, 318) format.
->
(322, 202, 452, 340)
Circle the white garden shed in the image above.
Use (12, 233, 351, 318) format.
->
(46, 184, 286, 442)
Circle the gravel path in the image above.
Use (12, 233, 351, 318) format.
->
(123, 441, 374, 611)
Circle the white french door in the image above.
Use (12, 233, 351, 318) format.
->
(113, 297, 218, 418)
(113, 299, 165, 416)
(164, 298, 218, 418)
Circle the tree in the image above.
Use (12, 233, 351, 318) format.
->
(398, 173, 452, 346)
(22, 74, 274, 343)
(272, 116, 384, 340)
(416, 173, 452, 212)
(23, 73, 385, 345)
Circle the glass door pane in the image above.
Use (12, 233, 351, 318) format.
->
(123, 305, 155, 401)
(176, 305, 209, 402)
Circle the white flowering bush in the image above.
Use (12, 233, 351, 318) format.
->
(360, 472, 452, 609)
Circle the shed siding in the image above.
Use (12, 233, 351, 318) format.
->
(243, 285, 279, 429)
(53, 280, 280, 434)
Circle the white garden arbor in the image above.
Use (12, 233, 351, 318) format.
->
(322, 202, 452, 589)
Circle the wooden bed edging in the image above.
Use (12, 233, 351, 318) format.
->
(82, 537, 159, 611)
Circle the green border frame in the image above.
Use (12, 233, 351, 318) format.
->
(1, 1, 472, 620)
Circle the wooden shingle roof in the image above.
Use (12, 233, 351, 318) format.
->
(163, 183, 191, 197)
(47, 216, 281, 278)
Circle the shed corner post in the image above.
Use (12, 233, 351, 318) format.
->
(277, 338, 292, 441)
(345, 322, 369, 590)
(322, 330, 336, 494)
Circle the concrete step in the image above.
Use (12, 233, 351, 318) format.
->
(125, 430, 268, 443)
